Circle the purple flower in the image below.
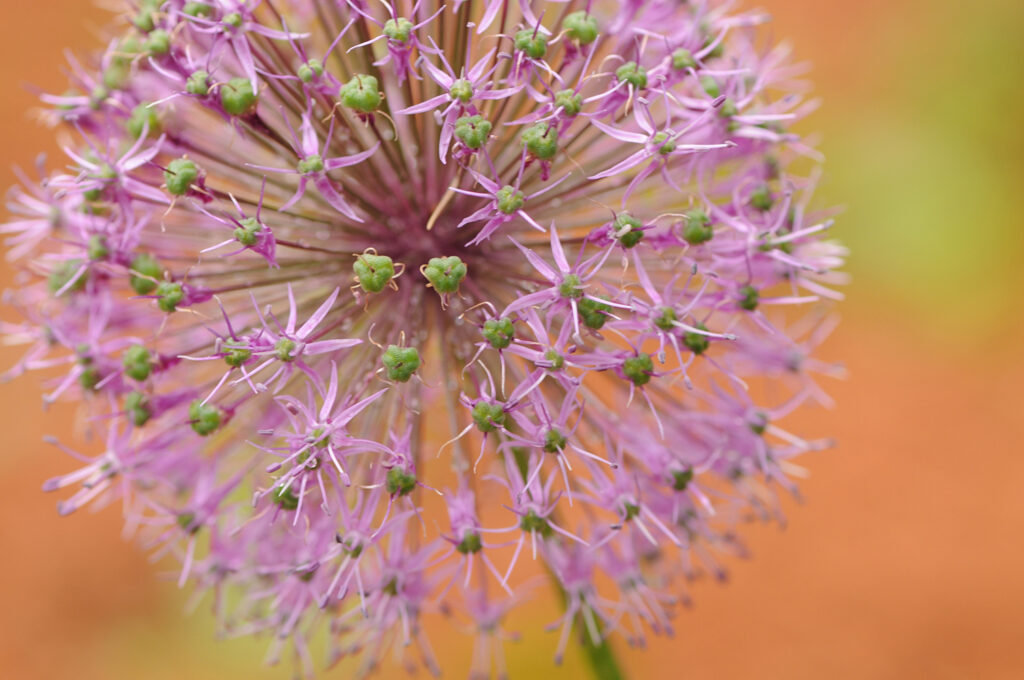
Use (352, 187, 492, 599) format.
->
(3, 1, 845, 677)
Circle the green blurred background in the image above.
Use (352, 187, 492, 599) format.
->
(1, 1, 1022, 678)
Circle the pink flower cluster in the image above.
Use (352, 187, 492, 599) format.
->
(2, 0, 846, 676)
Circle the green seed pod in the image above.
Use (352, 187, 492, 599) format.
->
(156, 281, 184, 313)
(386, 468, 417, 496)
(383, 17, 413, 43)
(339, 74, 381, 113)
(622, 353, 654, 386)
(514, 29, 548, 60)
(683, 209, 714, 245)
(615, 61, 647, 89)
(683, 322, 711, 355)
(558, 273, 583, 299)
(738, 285, 759, 311)
(186, 70, 210, 96)
(233, 217, 261, 246)
(578, 296, 612, 329)
(382, 345, 421, 382)
(353, 252, 396, 293)
(122, 344, 152, 381)
(164, 158, 199, 196)
(495, 185, 525, 215)
(472, 401, 506, 433)
(521, 122, 558, 160)
(423, 256, 467, 294)
(220, 78, 257, 116)
(188, 399, 223, 436)
(554, 89, 583, 116)
(454, 115, 491, 149)
(543, 428, 567, 453)
(482, 318, 514, 349)
(563, 11, 599, 45)
(124, 391, 151, 427)
(129, 253, 163, 295)
(449, 78, 473, 103)
(48, 260, 85, 294)
(126, 103, 161, 138)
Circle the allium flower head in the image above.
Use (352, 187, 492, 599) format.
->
(3, 0, 846, 676)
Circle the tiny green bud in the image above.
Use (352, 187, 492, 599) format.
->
(275, 338, 297, 362)
(339, 74, 381, 113)
(223, 12, 244, 29)
(145, 29, 171, 56)
(614, 213, 644, 248)
(750, 184, 774, 211)
(186, 70, 210, 96)
(133, 8, 156, 32)
(156, 281, 184, 313)
(543, 428, 567, 454)
(456, 532, 483, 554)
(78, 359, 101, 391)
(554, 89, 583, 116)
(683, 322, 711, 355)
(683, 209, 714, 245)
(124, 391, 151, 427)
(49, 260, 85, 294)
(514, 28, 548, 60)
(423, 256, 467, 294)
(297, 59, 323, 83)
(383, 17, 413, 43)
(622, 353, 655, 386)
(87, 235, 109, 261)
(623, 502, 641, 520)
(223, 343, 251, 368)
(482, 318, 514, 349)
(652, 131, 676, 155)
(738, 285, 759, 311)
(233, 217, 261, 246)
(521, 122, 558, 160)
(558, 273, 583, 299)
(122, 344, 152, 381)
(578, 296, 612, 329)
(164, 158, 199, 196)
(749, 412, 769, 435)
(672, 48, 696, 70)
(495, 185, 525, 215)
(297, 154, 324, 175)
(454, 115, 491, 149)
(720, 98, 738, 118)
(220, 78, 257, 116)
(615, 61, 647, 89)
(672, 468, 694, 491)
(129, 253, 163, 295)
(353, 251, 396, 293)
(563, 11, 599, 44)
(183, 2, 212, 18)
(472, 402, 506, 433)
(188, 399, 223, 436)
(544, 349, 564, 371)
(177, 512, 199, 534)
(272, 486, 300, 510)
(449, 78, 474, 103)
(385, 468, 417, 496)
(700, 75, 721, 98)
(520, 510, 552, 536)
(382, 345, 421, 382)
(654, 306, 677, 332)
(127, 103, 161, 138)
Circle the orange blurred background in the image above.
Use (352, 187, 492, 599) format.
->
(2, 1, 1023, 678)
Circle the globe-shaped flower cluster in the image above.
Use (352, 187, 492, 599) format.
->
(2, 0, 845, 676)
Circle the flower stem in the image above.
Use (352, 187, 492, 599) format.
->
(580, 622, 627, 680)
